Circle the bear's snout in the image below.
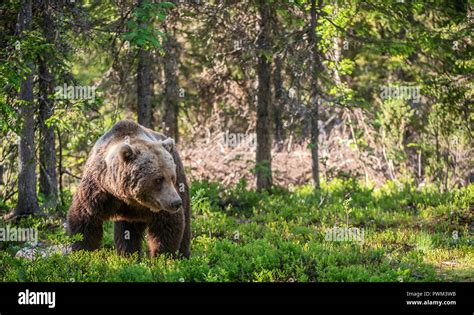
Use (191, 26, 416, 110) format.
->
(169, 199, 183, 211)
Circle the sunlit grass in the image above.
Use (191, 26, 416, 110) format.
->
(0, 180, 472, 282)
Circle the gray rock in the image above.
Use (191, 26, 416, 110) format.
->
(15, 244, 71, 260)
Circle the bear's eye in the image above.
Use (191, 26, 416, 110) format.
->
(155, 177, 164, 186)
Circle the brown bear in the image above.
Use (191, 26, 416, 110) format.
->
(67, 120, 191, 258)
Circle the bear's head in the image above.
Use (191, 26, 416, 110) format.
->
(106, 137, 183, 213)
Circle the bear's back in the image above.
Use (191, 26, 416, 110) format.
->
(87, 120, 168, 164)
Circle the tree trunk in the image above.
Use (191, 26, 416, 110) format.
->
(38, 0, 58, 207)
(150, 51, 163, 128)
(273, 55, 284, 151)
(136, 0, 152, 128)
(309, 0, 323, 190)
(162, 25, 179, 142)
(137, 48, 152, 128)
(13, 0, 40, 217)
(256, 0, 273, 191)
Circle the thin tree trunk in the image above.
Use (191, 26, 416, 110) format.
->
(273, 55, 284, 152)
(56, 127, 64, 206)
(150, 51, 163, 127)
(12, 0, 40, 217)
(137, 48, 152, 128)
(38, 0, 58, 207)
(136, 0, 152, 128)
(256, 0, 273, 191)
(309, 0, 323, 190)
(163, 25, 179, 142)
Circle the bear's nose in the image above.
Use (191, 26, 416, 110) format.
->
(170, 199, 183, 210)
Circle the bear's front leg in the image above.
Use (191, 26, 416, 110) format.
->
(114, 221, 146, 255)
(67, 201, 104, 251)
(147, 211, 185, 257)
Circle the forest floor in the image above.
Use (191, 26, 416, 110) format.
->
(0, 179, 473, 282)
(179, 130, 390, 188)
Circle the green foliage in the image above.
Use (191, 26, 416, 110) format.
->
(0, 0, 472, 284)
(122, 1, 175, 50)
(378, 98, 415, 164)
(0, 180, 472, 282)
(252, 160, 272, 181)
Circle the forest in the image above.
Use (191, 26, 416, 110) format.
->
(0, 0, 472, 282)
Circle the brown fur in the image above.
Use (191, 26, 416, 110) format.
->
(67, 120, 191, 257)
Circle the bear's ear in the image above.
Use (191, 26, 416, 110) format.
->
(119, 143, 136, 162)
(161, 138, 175, 153)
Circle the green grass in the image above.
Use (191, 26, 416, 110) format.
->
(0, 179, 472, 282)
